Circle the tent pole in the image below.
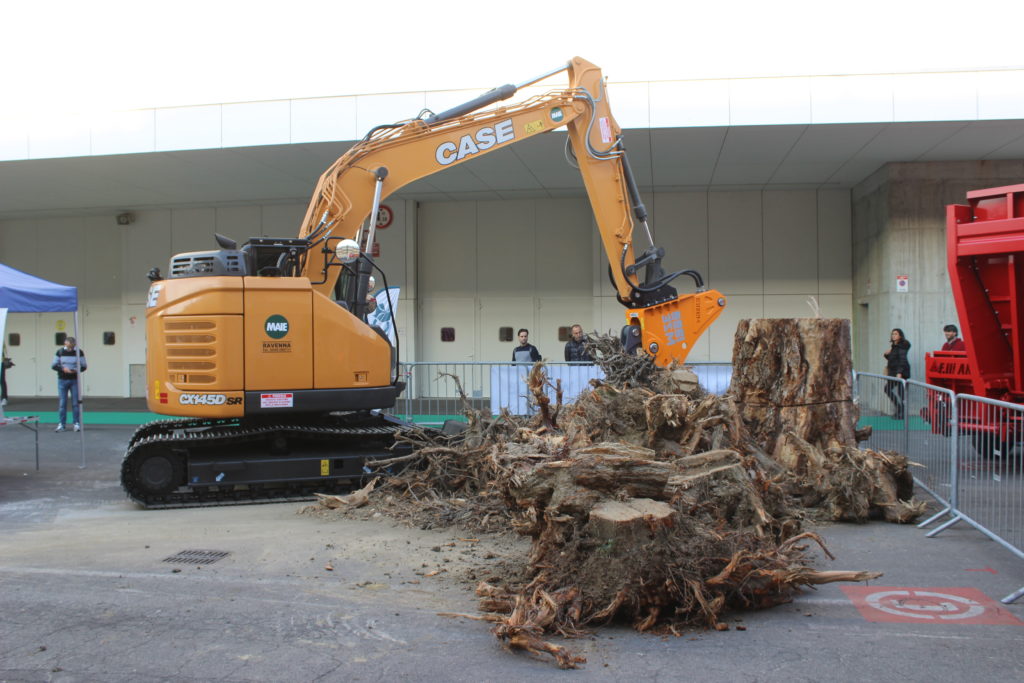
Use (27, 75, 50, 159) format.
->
(75, 311, 85, 469)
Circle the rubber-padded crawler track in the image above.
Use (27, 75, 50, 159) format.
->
(120, 413, 411, 509)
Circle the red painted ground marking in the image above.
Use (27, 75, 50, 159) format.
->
(840, 586, 1023, 625)
(965, 567, 998, 574)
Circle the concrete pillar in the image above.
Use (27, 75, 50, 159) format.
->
(852, 160, 1024, 379)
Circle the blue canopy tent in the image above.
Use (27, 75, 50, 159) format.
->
(0, 263, 86, 466)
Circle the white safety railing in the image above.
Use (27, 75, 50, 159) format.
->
(390, 361, 733, 426)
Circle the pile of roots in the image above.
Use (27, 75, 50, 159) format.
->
(308, 319, 922, 668)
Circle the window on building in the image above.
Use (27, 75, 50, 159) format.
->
(441, 327, 455, 342)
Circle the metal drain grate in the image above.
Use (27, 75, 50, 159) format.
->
(163, 549, 231, 565)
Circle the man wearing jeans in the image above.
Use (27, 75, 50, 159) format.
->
(52, 336, 87, 432)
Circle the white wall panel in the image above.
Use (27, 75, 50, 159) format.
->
(818, 190, 852, 295)
(260, 203, 305, 237)
(607, 82, 650, 129)
(819, 294, 853, 320)
(122, 304, 147, 368)
(595, 296, 625, 336)
(0, 219, 39, 273)
(155, 106, 221, 152)
(535, 199, 591, 297)
(977, 71, 1024, 120)
(290, 98, 358, 143)
(29, 116, 91, 159)
(418, 298, 476, 364)
(170, 207, 216, 255)
(479, 297, 535, 362)
(122, 210, 171, 304)
(83, 216, 121, 303)
(81, 305, 122, 396)
(476, 200, 535, 296)
(764, 294, 820, 318)
(92, 110, 156, 156)
(222, 101, 290, 148)
(810, 75, 895, 124)
(0, 126, 29, 161)
(708, 191, 762, 295)
(763, 191, 817, 295)
(729, 78, 811, 126)
(654, 192, 709, 288)
(355, 93, 427, 138)
(419, 202, 476, 296)
(36, 217, 87, 287)
(537, 296, 591, 362)
(892, 73, 978, 123)
(707, 295, 761, 363)
(215, 206, 262, 242)
(1, 313, 37, 396)
(649, 81, 730, 128)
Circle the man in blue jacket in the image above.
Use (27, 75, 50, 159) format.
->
(52, 336, 87, 432)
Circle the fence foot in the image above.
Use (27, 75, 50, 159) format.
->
(925, 513, 963, 538)
(917, 506, 952, 529)
(1001, 586, 1024, 605)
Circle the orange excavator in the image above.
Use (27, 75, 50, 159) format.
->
(121, 57, 727, 507)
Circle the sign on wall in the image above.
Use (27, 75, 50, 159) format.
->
(896, 275, 909, 293)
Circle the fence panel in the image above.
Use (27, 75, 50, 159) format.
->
(904, 380, 958, 516)
(854, 372, 907, 455)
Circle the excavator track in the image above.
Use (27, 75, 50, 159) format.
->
(120, 412, 415, 509)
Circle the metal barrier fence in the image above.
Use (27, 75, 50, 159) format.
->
(852, 372, 908, 455)
(390, 361, 733, 426)
(906, 380, 958, 515)
(927, 394, 1024, 604)
(854, 372, 1022, 604)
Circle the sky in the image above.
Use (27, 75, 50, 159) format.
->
(2, 0, 1023, 119)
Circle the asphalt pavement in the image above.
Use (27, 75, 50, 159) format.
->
(0, 416, 1022, 682)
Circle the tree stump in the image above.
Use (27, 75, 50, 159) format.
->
(730, 318, 858, 454)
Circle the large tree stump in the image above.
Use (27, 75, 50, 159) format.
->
(730, 318, 858, 454)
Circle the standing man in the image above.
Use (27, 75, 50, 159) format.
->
(941, 324, 966, 351)
(52, 336, 86, 432)
(563, 324, 593, 363)
(512, 328, 541, 363)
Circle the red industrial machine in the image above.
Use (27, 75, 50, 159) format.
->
(924, 184, 1024, 453)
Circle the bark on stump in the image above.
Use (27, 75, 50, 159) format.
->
(730, 318, 858, 454)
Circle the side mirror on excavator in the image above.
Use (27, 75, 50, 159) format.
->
(335, 238, 361, 264)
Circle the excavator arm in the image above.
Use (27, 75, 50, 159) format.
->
(299, 56, 725, 366)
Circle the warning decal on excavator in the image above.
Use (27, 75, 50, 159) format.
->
(260, 393, 294, 408)
(524, 120, 546, 135)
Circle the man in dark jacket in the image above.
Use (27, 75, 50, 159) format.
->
(563, 324, 593, 363)
(52, 336, 87, 432)
(512, 328, 541, 363)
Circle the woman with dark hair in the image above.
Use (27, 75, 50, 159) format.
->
(883, 328, 911, 419)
